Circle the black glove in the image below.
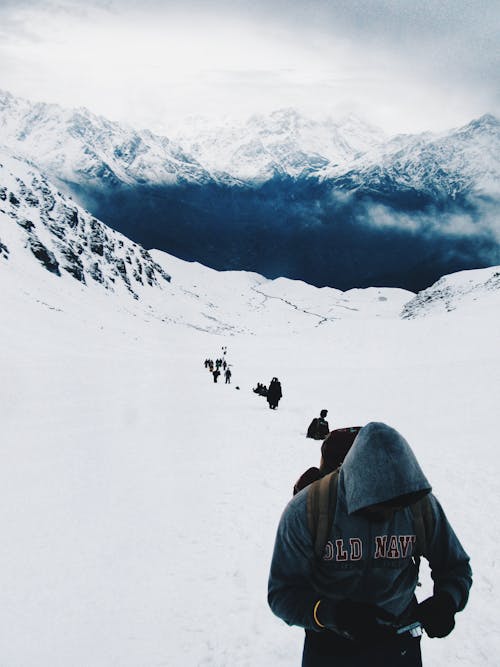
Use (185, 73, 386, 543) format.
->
(317, 599, 392, 640)
(416, 592, 456, 638)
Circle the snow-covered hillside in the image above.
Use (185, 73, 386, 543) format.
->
(0, 148, 420, 334)
(0, 92, 386, 185)
(0, 151, 171, 300)
(169, 109, 385, 183)
(3, 145, 500, 334)
(0, 90, 225, 189)
(3, 89, 499, 199)
(320, 114, 500, 201)
(1, 143, 500, 665)
(401, 265, 500, 318)
(2, 233, 499, 667)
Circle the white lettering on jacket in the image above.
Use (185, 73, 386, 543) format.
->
(322, 535, 416, 561)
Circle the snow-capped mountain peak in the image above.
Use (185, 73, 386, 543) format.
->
(172, 107, 386, 182)
(0, 89, 224, 190)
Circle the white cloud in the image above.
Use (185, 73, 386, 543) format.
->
(0, 0, 498, 134)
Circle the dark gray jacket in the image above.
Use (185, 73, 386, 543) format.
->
(268, 422, 472, 630)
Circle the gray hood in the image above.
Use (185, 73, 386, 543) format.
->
(341, 422, 432, 514)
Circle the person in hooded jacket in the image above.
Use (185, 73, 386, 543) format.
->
(268, 422, 472, 667)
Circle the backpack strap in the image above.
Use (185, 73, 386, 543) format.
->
(307, 474, 435, 561)
(307, 470, 339, 559)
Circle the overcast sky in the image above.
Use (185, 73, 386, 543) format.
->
(0, 0, 498, 134)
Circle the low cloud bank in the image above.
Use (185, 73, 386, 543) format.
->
(71, 178, 500, 291)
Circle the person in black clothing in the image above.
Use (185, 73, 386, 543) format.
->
(213, 369, 221, 383)
(306, 410, 330, 440)
(267, 377, 282, 409)
(225, 368, 232, 384)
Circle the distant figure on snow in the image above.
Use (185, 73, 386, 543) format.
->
(213, 369, 221, 383)
(267, 377, 282, 410)
(306, 409, 330, 440)
(253, 383, 268, 397)
(225, 368, 232, 384)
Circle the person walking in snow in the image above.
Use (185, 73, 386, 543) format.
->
(293, 426, 362, 496)
(268, 422, 472, 667)
(266, 377, 282, 409)
(225, 368, 232, 384)
(306, 409, 330, 440)
(212, 369, 221, 383)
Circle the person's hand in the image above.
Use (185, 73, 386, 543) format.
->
(317, 599, 391, 640)
(336, 599, 390, 639)
(416, 592, 456, 638)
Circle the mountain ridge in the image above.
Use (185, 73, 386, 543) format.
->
(2, 146, 499, 336)
(1, 89, 499, 292)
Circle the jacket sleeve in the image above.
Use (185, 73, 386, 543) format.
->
(267, 492, 322, 629)
(425, 494, 472, 611)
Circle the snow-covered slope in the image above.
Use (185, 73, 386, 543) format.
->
(0, 91, 387, 187)
(1, 147, 418, 335)
(401, 265, 500, 318)
(3, 145, 500, 337)
(3, 89, 498, 201)
(321, 114, 500, 201)
(1, 140, 499, 666)
(1, 211, 499, 667)
(0, 151, 171, 299)
(0, 90, 225, 189)
(169, 108, 385, 183)
(150, 250, 413, 332)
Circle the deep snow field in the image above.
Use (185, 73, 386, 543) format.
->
(1, 255, 499, 667)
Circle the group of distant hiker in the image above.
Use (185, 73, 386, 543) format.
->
(267, 413, 472, 667)
(204, 353, 232, 384)
(253, 377, 283, 409)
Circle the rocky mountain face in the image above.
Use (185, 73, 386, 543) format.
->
(320, 114, 500, 205)
(1, 89, 499, 291)
(0, 151, 171, 299)
(0, 90, 223, 190)
(168, 108, 385, 182)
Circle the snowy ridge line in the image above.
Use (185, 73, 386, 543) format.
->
(1, 145, 500, 330)
(0, 89, 239, 188)
(401, 266, 500, 318)
(1, 89, 499, 194)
